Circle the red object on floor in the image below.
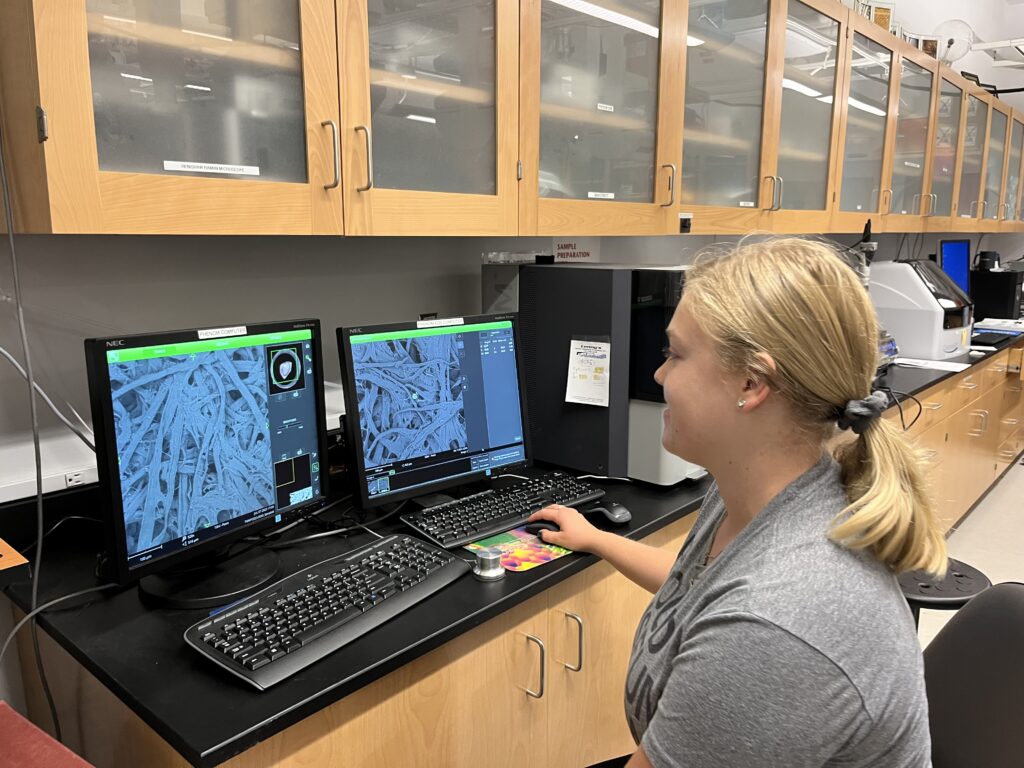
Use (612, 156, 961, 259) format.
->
(0, 701, 94, 767)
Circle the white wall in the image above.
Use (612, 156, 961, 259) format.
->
(897, 0, 1024, 110)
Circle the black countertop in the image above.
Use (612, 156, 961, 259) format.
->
(4, 333, 1018, 767)
(3, 478, 707, 767)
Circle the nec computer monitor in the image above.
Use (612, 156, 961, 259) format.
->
(85, 320, 328, 585)
(338, 314, 530, 508)
(939, 239, 972, 294)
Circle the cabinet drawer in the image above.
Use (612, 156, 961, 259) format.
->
(980, 350, 1012, 391)
(886, 379, 952, 437)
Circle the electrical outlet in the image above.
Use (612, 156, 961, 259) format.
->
(65, 467, 98, 488)
(679, 213, 692, 234)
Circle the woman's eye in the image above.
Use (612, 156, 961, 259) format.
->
(662, 346, 677, 360)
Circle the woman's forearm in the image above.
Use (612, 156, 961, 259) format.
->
(590, 531, 677, 594)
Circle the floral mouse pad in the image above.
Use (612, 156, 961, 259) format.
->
(464, 527, 573, 571)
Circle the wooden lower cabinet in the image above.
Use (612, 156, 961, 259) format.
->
(893, 346, 1024, 534)
(18, 517, 694, 768)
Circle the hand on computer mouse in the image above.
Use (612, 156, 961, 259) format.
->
(526, 505, 602, 552)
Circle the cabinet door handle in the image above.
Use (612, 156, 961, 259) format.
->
(762, 176, 776, 211)
(924, 402, 943, 411)
(774, 175, 784, 210)
(928, 193, 937, 216)
(563, 612, 584, 672)
(355, 125, 374, 192)
(320, 120, 340, 190)
(960, 381, 978, 390)
(969, 200, 980, 217)
(912, 192, 921, 213)
(524, 634, 546, 698)
(880, 188, 892, 213)
(660, 163, 676, 207)
(981, 199, 989, 219)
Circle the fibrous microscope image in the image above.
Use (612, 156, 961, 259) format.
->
(110, 348, 274, 555)
(354, 336, 467, 468)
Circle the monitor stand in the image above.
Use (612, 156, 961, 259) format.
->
(138, 546, 281, 610)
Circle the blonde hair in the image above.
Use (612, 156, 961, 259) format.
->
(684, 237, 947, 577)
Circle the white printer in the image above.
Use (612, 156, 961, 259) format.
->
(868, 260, 974, 361)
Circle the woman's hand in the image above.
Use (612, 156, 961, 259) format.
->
(526, 504, 604, 552)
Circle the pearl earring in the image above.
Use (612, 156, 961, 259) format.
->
(737, 399, 746, 408)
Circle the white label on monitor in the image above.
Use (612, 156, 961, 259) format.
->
(163, 160, 260, 176)
(416, 317, 465, 329)
(198, 325, 248, 339)
(565, 339, 611, 407)
(588, 191, 615, 199)
(597, 102, 615, 112)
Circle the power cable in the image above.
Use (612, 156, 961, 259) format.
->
(0, 116, 62, 741)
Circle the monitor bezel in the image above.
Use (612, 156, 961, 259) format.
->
(85, 318, 330, 586)
(938, 238, 972, 293)
(337, 313, 532, 510)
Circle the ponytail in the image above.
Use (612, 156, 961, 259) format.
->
(832, 418, 947, 577)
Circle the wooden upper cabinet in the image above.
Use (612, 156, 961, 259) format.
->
(759, 0, 848, 234)
(517, 0, 685, 235)
(878, 45, 937, 232)
(982, 101, 1012, 230)
(676, 0, 774, 235)
(947, 85, 992, 232)
(0, 0, 343, 234)
(924, 69, 968, 231)
(1007, 112, 1024, 231)
(337, 0, 519, 235)
(830, 11, 898, 234)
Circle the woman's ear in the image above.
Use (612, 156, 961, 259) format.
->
(738, 353, 777, 411)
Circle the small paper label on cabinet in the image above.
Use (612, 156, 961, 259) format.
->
(903, 161, 921, 169)
(597, 103, 615, 112)
(739, 201, 755, 207)
(164, 160, 260, 176)
(588, 191, 615, 199)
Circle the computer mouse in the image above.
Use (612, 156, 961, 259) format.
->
(583, 502, 632, 525)
(524, 520, 561, 539)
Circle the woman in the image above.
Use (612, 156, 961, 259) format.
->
(528, 238, 946, 768)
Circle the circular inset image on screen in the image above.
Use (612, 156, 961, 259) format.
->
(268, 345, 305, 395)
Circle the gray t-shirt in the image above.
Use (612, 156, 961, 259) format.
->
(625, 455, 931, 767)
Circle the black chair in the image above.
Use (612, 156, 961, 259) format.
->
(923, 581, 1024, 768)
(897, 557, 991, 627)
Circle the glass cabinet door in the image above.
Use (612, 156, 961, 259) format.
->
(890, 58, 933, 216)
(86, 1, 308, 183)
(983, 109, 1008, 220)
(680, 0, 769, 210)
(838, 33, 892, 213)
(1012, 119, 1024, 221)
(536, 0, 662, 203)
(957, 94, 988, 218)
(774, 0, 842, 212)
(931, 79, 962, 217)
(365, 0, 496, 195)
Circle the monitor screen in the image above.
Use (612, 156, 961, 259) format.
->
(85, 320, 328, 583)
(939, 239, 971, 294)
(338, 314, 529, 508)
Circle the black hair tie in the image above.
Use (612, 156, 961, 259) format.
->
(836, 391, 888, 435)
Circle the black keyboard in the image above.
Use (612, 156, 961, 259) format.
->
(401, 471, 605, 548)
(184, 534, 469, 690)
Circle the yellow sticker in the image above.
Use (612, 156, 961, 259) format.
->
(962, 328, 968, 346)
